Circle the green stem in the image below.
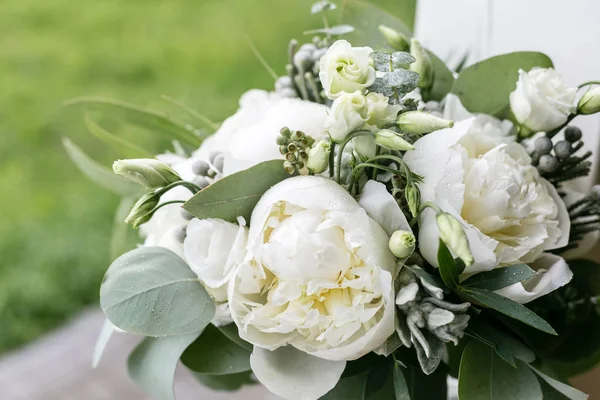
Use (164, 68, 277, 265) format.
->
(335, 130, 373, 184)
(409, 201, 441, 227)
(578, 81, 600, 89)
(329, 141, 336, 178)
(156, 180, 201, 196)
(371, 146, 381, 180)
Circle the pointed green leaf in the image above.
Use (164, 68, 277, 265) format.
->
(100, 246, 215, 336)
(62, 137, 141, 196)
(183, 160, 290, 223)
(451, 52, 554, 117)
(181, 324, 251, 375)
(65, 96, 204, 147)
(393, 362, 410, 400)
(128, 332, 200, 400)
(459, 340, 543, 399)
(426, 50, 455, 102)
(437, 240, 459, 289)
(461, 264, 536, 291)
(529, 366, 588, 400)
(461, 288, 556, 335)
(85, 115, 154, 158)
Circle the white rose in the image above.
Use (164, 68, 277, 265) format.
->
(229, 177, 409, 400)
(403, 117, 571, 303)
(319, 40, 376, 100)
(195, 89, 329, 174)
(366, 92, 402, 126)
(509, 68, 576, 133)
(324, 90, 369, 140)
(184, 217, 247, 326)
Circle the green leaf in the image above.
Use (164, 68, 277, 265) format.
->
(65, 96, 204, 147)
(461, 264, 536, 291)
(462, 287, 556, 335)
(190, 370, 254, 392)
(529, 366, 588, 400)
(84, 115, 154, 158)
(458, 340, 543, 399)
(100, 246, 215, 336)
(62, 137, 141, 196)
(426, 50, 455, 102)
(451, 52, 553, 116)
(92, 318, 116, 368)
(437, 240, 459, 289)
(127, 332, 200, 400)
(363, 360, 394, 400)
(340, 0, 412, 49)
(217, 323, 253, 351)
(322, 371, 368, 400)
(181, 324, 251, 375)
(393, 362, 410, 400)
(183, 160, 290, 223)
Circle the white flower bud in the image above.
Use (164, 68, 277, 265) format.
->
(307, 140, 331, 174)
(113, 158, 181, 189)
(378, 25, 409, 51)
(325, 91, 369, 140)
(577, 86, 600, 115)
(389, 230, 416, 259)
(410, 39, 433, 90)
(374, 129, 414, 151)
(436, 212, 473, 266)
(397, 111, 454, 135)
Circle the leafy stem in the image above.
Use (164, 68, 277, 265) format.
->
(334, 130, 373, 184)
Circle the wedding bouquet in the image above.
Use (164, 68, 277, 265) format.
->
(65, 1, 600, 399)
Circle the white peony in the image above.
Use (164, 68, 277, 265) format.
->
(403, 116, 571, 303)
(509, 68, 577, 133)
(319, 40, 376, 100)
(195, 89, 330, 174)
(229, 177, 409, 400)
(184, 217, 247, 326)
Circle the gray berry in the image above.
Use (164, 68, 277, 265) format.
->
(534, 136, 553, 155)
(554, 141, 573, 159)
(192, 176, 210, 189)
(180, 208, 194, 221)
(275, 76, 293, 92)
(565, 126, 582, 143)
(212, 153, 224, 172)
(538, 154, 559, 173)
(192, 160, 210, 176)
(173, 226, 187, 243)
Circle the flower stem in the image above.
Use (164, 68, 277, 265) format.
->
(578, 81, 600, 89)
(335, 130, 373, 184)
(409, 201, 441, 227)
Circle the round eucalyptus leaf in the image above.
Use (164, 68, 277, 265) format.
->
(100, 246, 215, 336)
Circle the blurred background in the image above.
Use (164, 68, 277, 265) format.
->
(0, 0, 599, 398)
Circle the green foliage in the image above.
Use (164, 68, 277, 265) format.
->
(128, 332, 200, 400)
(461, 264, 536, 291)
(183, 160, 290, 223)
(191, 371, 255, 392)
(100, 246, 215, 336)
(425, 51, 455, 102)
(181, 324, 252, 375)
(451, 51, 554, 116)
(437, 240, 459, 289)
(84, 115, 153, 158)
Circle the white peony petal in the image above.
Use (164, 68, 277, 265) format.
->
(250, 346, 346, 400)
(358, 180, 411, 236)
(542, 180, 571, 250)
(495, 253, 573, 304)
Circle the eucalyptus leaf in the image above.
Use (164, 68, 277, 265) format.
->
(217, 323, 253, 351)
(128, 332, 200, 400)
(85, 114, 153, 158)
(370, 51, 392, 72)
(340, 0, 412, 49)
(458, 340, 543, 400)
(92, 318, 117, 368)
(100, 246, 215, 336)
(183, 160, 290, 223)
(461, 287, 556, 335)
(426, 50, 455, 102)
(382, 69, 420, 93)
(437, 240, 459, 289)
(181, 324, 251, 375)
(62, 137, 141, 196)
(461, 264, 536, 291)
(190, 370, 255, 392)
(311, 0, 336, 14)
(451, 52, 553, 116)
(391, 52, 416, 69)
(529, 366, 588, 400)
(393, 362, 410, 400)
(368, 77, 395, 97)
(65, 96, 204, 147)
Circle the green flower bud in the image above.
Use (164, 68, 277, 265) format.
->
(113, 158, 181, 189)
(405, 184, 420, 217)
(409, 39, 434, 90)
(436, 212, 473, 266)
(125, 192, 160, 228)
(397, 111, 454, 135)
(577, 86, 600, 115)
(378, 25, 410, 52)
(306, 140, 331, 174)
(389, 230, 416, 259)
(374, 129, 415, 151)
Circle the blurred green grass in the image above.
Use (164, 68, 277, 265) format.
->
(0, 0, 398, 353)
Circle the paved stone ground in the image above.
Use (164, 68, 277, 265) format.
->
(0, 309, 275, 400)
